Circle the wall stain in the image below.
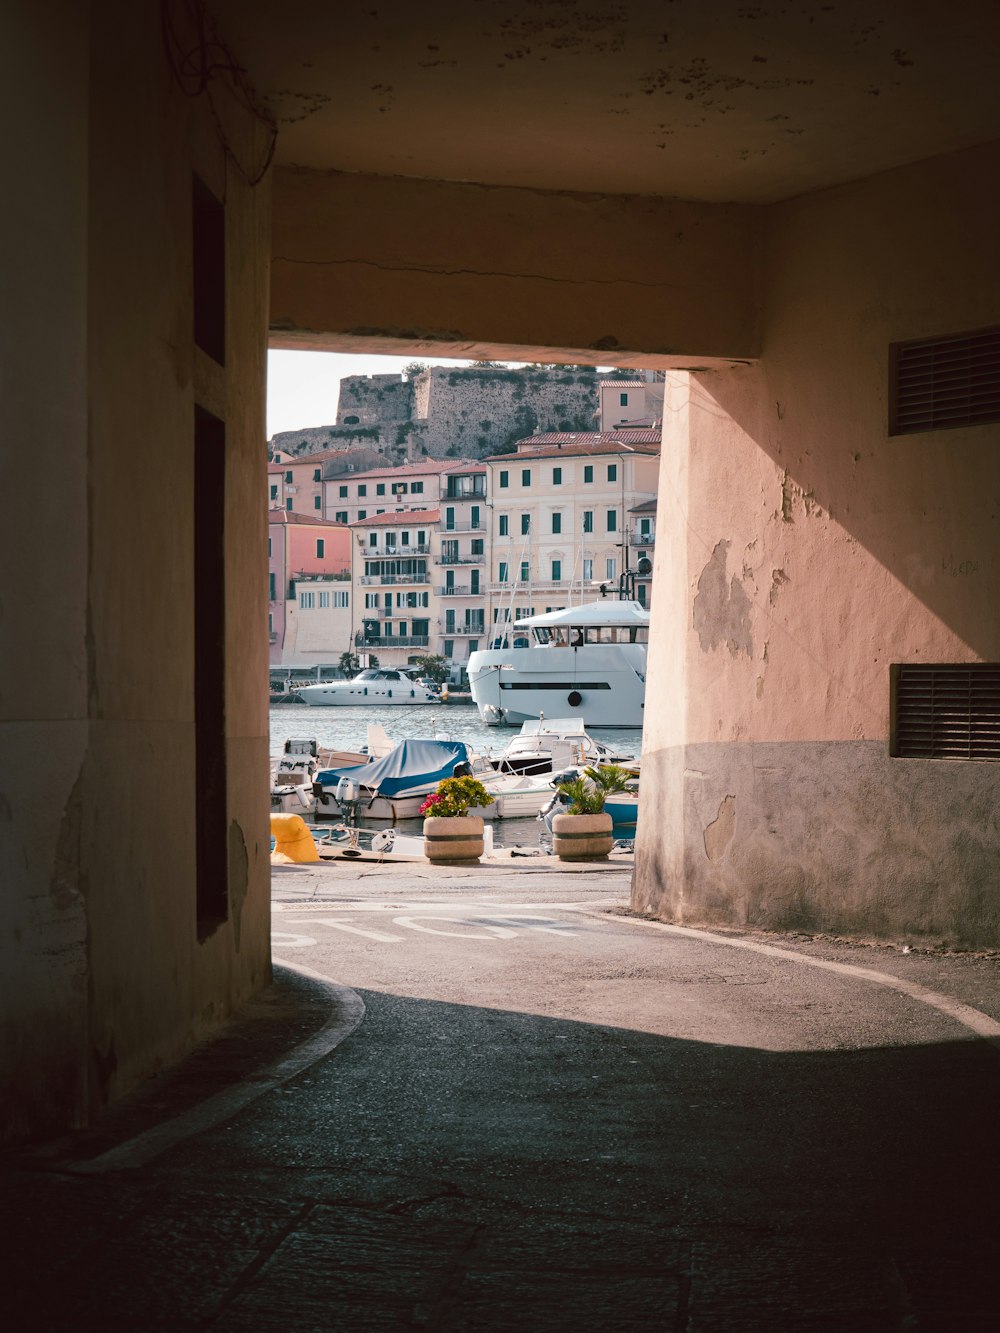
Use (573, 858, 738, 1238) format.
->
(228, 820, 250, 953)
(704, 795, 737, 862)
(693, 540, 753, 658)
(768, 568, 790, 606)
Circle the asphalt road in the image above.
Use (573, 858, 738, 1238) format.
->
(7, 861, 999, 1330)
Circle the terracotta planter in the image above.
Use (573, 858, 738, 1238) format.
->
(423, 814, 485, 866)
(551, 811, 613, 861)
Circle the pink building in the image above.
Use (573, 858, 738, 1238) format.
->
(268, 512, 351, 663)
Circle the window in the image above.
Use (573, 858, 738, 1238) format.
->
(299, 591, 315, 609)
(619, 392, 628, 407)
(268, 572, 276, 600)
(316, 539, 325, 558)
(285, 498, 293, 510)
(398, 621, 408, 637)
(376, 483, 386, 496)
(357, 484, 367, 497)
(318, 591, 330, 608)
(444, 640, 455, 658)
(358, 509, 367, 520)
(637, 584, 647, 606)
(384, 531, 397, 549)
(333, 590, 349, 608)
(471, 538, 484, 556)
(445, 506, 455, 531)
(313, 469, 321, 482)
(607, 509, 618, 532)
(470, 569, 480, 594)
(469, 640, 479, 654)
(417, 530, 427, 547)
(551, 513, 562, 535)
(411, 481, 424, 494)
(551, 559, 561, 581)
(521, 514, 530, 535)
(499, 470, 509, 488)
(393, 482, 408, 495)
(369, 533, 378, 547)
(499, 515, 509, 537)
(343, 415, 360, 425)
(583, 510, 593, 533)
(442, 539, 459, 563)
(471, 504, 481, 528)
(553, 467, 562, 485)
(286, 470, 293, 485)
(584, 465, 593, 483)
(520, 560, 530, 581)
(267, 538, 272, 557)
(498, 561, 509, 582)
(583, 558, 593, 581)
(521, 468, 531, 486)
(269, 484, 277, 500)
(337, 484, 347, 498)
(335, 511, 348, 524)
(365, 593, 379, 608)
(608, 463, 618, 482)
(313, 495, 322, 510)
(606, 557, 617, 580)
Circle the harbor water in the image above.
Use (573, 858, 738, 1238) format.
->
(270, 702, 644, 850)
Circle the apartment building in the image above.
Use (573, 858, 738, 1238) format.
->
(628, 499, 657, 608)
(597, 376, 665, 431)
(437, 464, 488, 663)
(279, 575, 353, 668)
(325, 459, 443, 527)
(351, 510, 436, 668)
(267, 451, 337, 515)
(484, 430, 660, 643)
(267, 511, 351, 664)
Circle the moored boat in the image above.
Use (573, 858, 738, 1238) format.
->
(298, 668, 440, 706)
(468, 600, 649, 727)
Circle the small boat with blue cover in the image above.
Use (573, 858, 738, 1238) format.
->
(313, 738, 482, 823)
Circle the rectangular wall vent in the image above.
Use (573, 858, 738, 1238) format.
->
(889, 326, 1000, 435)
(891, 663, 1000, 761)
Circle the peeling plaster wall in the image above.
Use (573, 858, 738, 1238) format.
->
(0, 1, 272, 1142)
(634, 141, 1000, 945)
(269, 167, 761, 365)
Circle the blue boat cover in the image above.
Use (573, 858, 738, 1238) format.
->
(317, 739, 472, 797)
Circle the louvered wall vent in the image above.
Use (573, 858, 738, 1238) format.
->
(889, 326, 1000, 435)
(891, 663, 1000, 761)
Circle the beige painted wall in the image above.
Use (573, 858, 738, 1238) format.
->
(270, 167, 760, 366)
(634, 140, 1000, 947)
(1, 0, 273, 1141)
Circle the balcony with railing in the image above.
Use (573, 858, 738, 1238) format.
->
(444, 623, 486, 637)
(437, 585, 473, 596)
(436, 554, 485, 566)
(355, 633, 430, 648)
(365, 542, 431, 557)
(487, 579, 571, 595)
(440, 518, 485, 534)
(358, 573, 431, 585)
(628, 527, 655, 546)
(442, 481, 486, 501)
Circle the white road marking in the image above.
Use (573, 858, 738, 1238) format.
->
(606, 914, 1000, 1049)
(282, 918, 404, 943)
(271, 930, 320, 949)
(276, 899, 620, 915)
(393, 915, 518, 939)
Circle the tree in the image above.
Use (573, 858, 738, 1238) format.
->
(402, 361, 428, 380)
(339, 650, 360, 679)
(411, 654, 449, 684)
(471, 359, 501, 368)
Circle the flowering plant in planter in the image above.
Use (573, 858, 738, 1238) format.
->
(419, 775, 492, 818)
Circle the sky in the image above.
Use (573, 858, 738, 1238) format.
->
(267, 349, 496, 439)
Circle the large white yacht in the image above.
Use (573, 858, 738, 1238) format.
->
(298, 669, 440, 706)
(468, 600, 649, 727)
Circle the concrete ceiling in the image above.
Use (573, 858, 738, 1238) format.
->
(212, 0, 1000, 203)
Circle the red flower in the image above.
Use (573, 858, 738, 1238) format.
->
(419, 792, 443, 815)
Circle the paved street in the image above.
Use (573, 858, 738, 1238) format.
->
(5, 859, 1000, 1329)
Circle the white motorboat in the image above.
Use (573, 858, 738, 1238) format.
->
(298, 669, 441, 706)
(270, 728, 395, 815)
(489, 718, 635, 774)
(468, 601, 649, 728)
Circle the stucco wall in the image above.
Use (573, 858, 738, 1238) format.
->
(0, 0, 273, 1142)
(634, 141, 1000, 947)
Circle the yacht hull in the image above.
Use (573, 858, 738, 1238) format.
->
(468, 644, 646, 727)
